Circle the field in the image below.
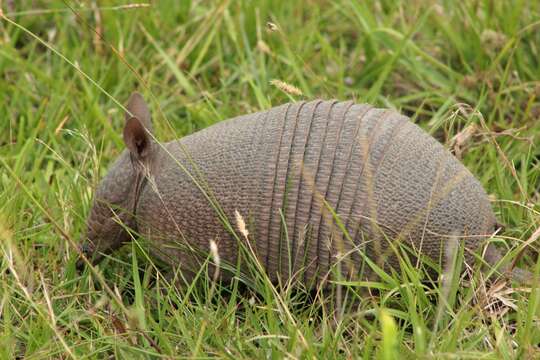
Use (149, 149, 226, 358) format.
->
(1, 0, 539, 358)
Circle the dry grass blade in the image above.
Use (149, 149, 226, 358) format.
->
(510, 224, 540, 273)
(5, 3, 150, 16)
(91, 1, 103, 55)
(54, 115, 70, 135)
(449, 123, 478, 159)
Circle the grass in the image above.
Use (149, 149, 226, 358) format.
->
(1, 0, 539, 358)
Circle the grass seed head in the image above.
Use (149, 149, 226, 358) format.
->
(270, 79, 303, 96)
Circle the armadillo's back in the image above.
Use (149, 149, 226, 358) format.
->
(136, 100, 496, 284)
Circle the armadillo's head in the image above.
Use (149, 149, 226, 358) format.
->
(77, 93, 156, 269)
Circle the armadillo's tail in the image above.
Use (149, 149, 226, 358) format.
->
(484, 243, 538, 286)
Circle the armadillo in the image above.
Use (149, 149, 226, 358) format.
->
(78, 92, 530, 285)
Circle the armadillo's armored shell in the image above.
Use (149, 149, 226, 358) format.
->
(136, 100, 496, 284)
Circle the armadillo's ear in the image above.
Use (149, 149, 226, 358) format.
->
(123, 92, 155, 162)
(123, 117, 153, 161)
(125, 92, 153, 134)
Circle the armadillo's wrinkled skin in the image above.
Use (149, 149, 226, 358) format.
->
(116, 100, 497, 284)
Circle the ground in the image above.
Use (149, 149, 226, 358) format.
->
(0, 0, 539, 358)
